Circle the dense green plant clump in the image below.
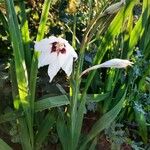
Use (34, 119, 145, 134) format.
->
(0, 0, 149, 150)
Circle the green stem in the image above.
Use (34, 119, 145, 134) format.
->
(70, 12, 106, 150)
(29, 52, 39, 148)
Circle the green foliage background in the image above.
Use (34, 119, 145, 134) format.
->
(0, 0, 150, 149)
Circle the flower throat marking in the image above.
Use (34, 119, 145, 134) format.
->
(51, 42, 66, 55)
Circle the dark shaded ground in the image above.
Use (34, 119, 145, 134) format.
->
(0, 131, 21, 150)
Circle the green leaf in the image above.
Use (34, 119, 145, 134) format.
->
(0, 95, 69, 124)
(81, 0, 137, 97)
(36, 0, 52, 41)
(5, 0, 30, 118)
(35, 95, 70, 112)
(0, 10, 9, 33)
(19, 0, 32, 70)
(79, 88, 127, 150)
(78, 92, 111, 103)
(18, 118, 32, 150)
(128, 0, 150, 57)
(72, 2, 137, 147)
(5, 0, 33, 147)
(35, 112, 55, 149)
(29, 52, 39, 130)
(0, 139, 12, 150)
(89, 137, 97, 150)
(9, 60, 19, 109)
(57, 115, 70, 150)
(134, 106, 148, 143)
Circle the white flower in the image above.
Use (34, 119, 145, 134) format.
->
(34, 36, 78, 82)
(80, 58, 133, 77)
(98, 58, 133, 68)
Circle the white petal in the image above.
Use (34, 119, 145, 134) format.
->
(34, 38, 51, 52)
(58, 43, 77, 66)
(38, 51, 52, 68)
(58, 41, 77, 76)
(64, 40, 78, 59)
(47, 53, 61, 82)
(80, 58, 133, 77)
(57, 37, 69, 45)
(62, 55, 74, 76)
(48, 36, 58, 44)
(56, 37, 78, 59)
(100, 59, 133, 68)
(66, 44, 78, 60)
(48, 63, 60, 82)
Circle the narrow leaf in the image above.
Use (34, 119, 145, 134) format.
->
(29, 52, 38, 129)
(35, 112, 55, 149)
(5, 0, 33, 147)
(19, 1, 32, 70)
(89, 137, 97, 150)
(0, 139, 12, 150)
(57, 115, 70, 150)
(78, 93, 111, 103)
(134, 106, 148, 143)
(128, 0, 150, 57)
(0, 10, 9, 33)
(35, 95, 70, 112)
(36, 0, 52, 41)
(79, 89, 127, 149)
(18, 118, 32, 150)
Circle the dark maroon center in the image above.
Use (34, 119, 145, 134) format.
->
(51, 42, 66, 55)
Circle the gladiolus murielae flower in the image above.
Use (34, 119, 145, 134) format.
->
(80, 58, 133, 77)
(35, 36, 78, 82)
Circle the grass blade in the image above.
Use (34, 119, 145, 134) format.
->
(89, 137, 97, 150)
(72, 1, 137, 148)
(18, 118, 32, 150)
(5, 0, 32, 148)
(36, 0, 52, 41)
(29, 52, 38, 131)
(35, 112, 55, 149)
(9, 60, 20, 109)
(79, 86, 127, 150)
(78, 93, 111, 103)
(0, 139, 12, 150)
(57, 115, 70, 150)
(19, 1, 32, 70)
(35, 95, 70, 112)
(0, 10, 9, 33)
(134, 105, 148, 143)
(128, 0, 150, 57)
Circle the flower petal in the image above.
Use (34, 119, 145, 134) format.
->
(56, 37, 78, 59)
(48, 36, 58, 44)
(58, 42, 77, 66)
(61, 55, 74, 76)
(38, 51, 52, 68)
(58, 49, 77, 77)
(47, 53, 61, 82)
(34, 38, 51, 52)
(65, 41, 78, 59)
(80, 58, 133, 77)
(58, 40, 77, 76)
(99, 58, 133, 68)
